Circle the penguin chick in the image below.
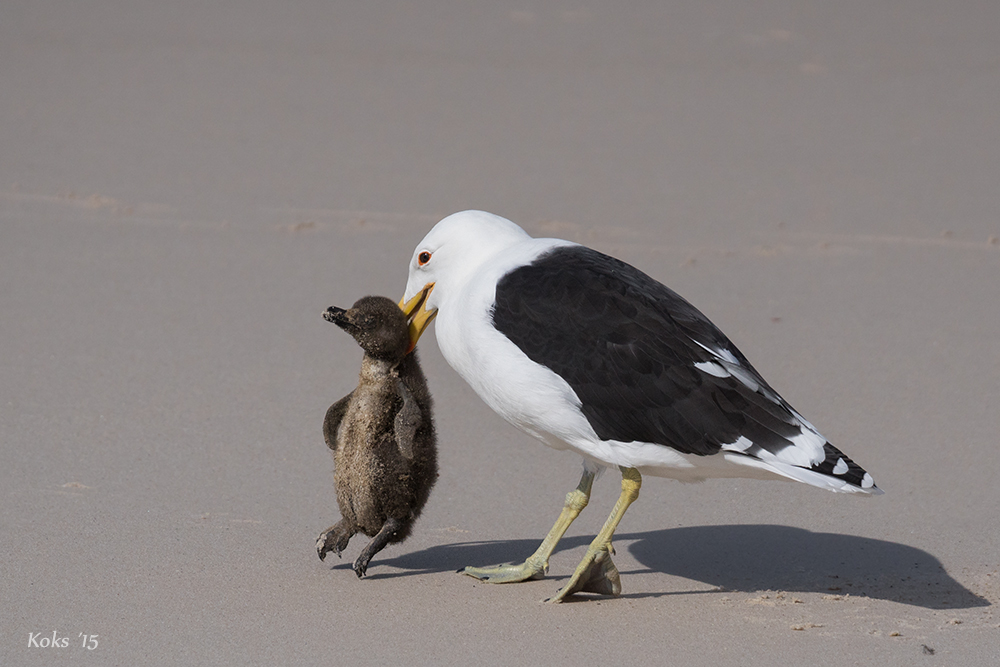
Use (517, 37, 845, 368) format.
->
(316, 295, 438, 578)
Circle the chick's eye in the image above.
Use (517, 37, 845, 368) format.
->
(417, 251, 432, 266)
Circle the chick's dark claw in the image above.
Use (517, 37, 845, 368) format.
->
(316, 523, 353, 562)
(351, 516, 403, 578)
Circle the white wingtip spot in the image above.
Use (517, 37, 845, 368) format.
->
(786, 428, 827, 467)
(832, 458, 849, 475)
(694, 361, 730, 378)
(862, 472, 875, 489)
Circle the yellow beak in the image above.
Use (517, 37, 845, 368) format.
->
(398, 283, 437, 354)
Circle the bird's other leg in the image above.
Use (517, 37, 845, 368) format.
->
(316, 520, 355, 562)
(353, 517, 403, 578)
(460, 467, 596, 584)
(547, 466, 641, 603)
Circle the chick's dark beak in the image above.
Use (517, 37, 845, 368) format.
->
(323, 306, 353, 331)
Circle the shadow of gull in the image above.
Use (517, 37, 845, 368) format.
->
(621, 525, 988, 609)
(365, 525, 988, 610)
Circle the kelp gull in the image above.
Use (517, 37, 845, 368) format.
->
(400, 210, 880, 602)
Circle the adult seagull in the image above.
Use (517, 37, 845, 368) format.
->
(400, 210, 880, 602)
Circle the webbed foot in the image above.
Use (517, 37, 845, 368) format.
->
(546, 543, 621, 602)
(459, 557, 548, 584)
(546, 467, 639, 602)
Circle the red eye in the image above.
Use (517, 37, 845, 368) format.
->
(418, 251, 432, 266)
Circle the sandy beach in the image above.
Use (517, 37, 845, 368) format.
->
(2, 2, 998, 664)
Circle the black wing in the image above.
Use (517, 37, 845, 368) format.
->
(491, 246, 808, 459)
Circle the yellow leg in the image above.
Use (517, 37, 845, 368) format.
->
(548, 466, 641, 602)
(460, 469, 596, 583)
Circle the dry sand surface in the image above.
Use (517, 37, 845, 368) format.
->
(2, 2, 999, 665)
